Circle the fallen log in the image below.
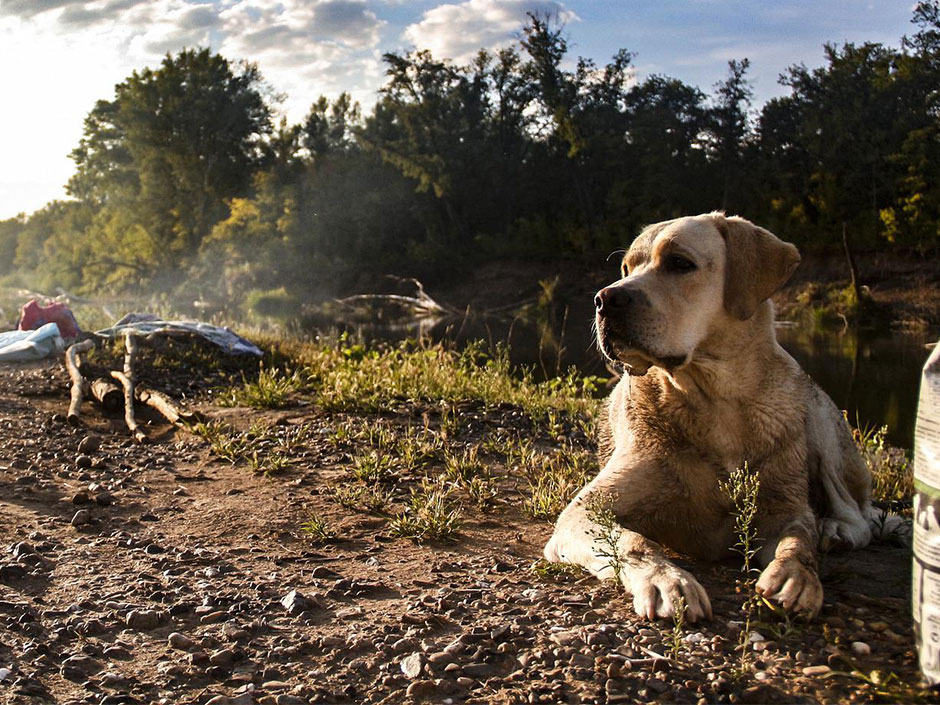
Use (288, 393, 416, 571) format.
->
(89, 377, 123, 412)
(65, 339, 95, 425)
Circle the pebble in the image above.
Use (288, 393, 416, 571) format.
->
(406, 680, 438, 699)
(126, 609, 163, 630)
(78, 436, 101, 453)
(70, 509, 91, 527)
(169, 632, 196, 650)
(850, 641, 871, 656)
(802, 665, 831, 676)
(401, 652, 424, 679)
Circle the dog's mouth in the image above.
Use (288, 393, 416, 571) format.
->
(596, 318, 686, 376)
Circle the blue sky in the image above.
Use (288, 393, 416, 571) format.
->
(0, 0, 918, 220)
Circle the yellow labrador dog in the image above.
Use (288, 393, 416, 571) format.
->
(544, 213, 874, 622)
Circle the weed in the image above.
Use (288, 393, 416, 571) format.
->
(191, 420, 248, 463)
(465, 473, 499, 510)
(388, 481, 463, 542)
(246, 449, 290, 476)
(852, 419, 912, 508)
(300, 512, 338, 543)
(443, 446, 484, 484)
(530, 559, 583, 581)
(331, 483, 393, 514)
(670, 595, 687, 659)
(719, 461, 763, 678)
(585, 492, 625, 588)
(350, 450, 396, 484)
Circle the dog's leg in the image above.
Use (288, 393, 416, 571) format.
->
(544, 471, 712, 622)
(754, 508, 823, 616)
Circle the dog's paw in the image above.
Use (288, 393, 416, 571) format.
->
(818, 516, 871, 552)
(755, 558, 822, 616)
(626, 565, 712, 622)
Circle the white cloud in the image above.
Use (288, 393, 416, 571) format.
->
(402, 0, 577, 63)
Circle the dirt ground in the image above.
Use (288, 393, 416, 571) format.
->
(0, 353, 933, 705)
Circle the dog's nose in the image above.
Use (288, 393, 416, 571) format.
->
(595, 286, 631, 313)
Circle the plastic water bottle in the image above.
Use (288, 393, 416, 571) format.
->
(913, 341, 940, 684)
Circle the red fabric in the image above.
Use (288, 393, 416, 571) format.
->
(17, 300, 81, 339)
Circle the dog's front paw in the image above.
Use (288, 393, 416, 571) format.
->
(755, 558, 822, 616)
(627, 565, 712, 622)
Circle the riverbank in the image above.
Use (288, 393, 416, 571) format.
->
(0, 334, 927, 704)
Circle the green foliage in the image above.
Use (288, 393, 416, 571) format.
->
(585, 492, 626, 587)
(300, 512, 338, 543)
(220, 365, 306, 409)
(853, 420, 913, 506)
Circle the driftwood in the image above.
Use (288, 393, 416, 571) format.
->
(89, 377, 123, 412)
(65, 340, 95, 425)
(335, 277, 453, 318)
(135, 386, 203, 426)
(110, 334, 146, 443)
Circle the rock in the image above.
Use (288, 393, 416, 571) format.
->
(280, 589, 320, 615)
(169, 632, 196, 650)
(209, 648, 236, 667)
(70, 509, 92, 527)
(276, 696, 308, 705)
(0, 667, 11, 683)
(61, 654, 103, 675)
(76, 454, 93, 469)
(802, 665, 831, 676)
(0, 563, 26, 581)
(462, 663, 498, 678)
(401, 653, 424, 679)
(850, 641, 871, 656)
(95, 491, 114, 506)
(126, 609, 163, 630)
(406, 679, 439, 700)
(78, 436, 101, 454)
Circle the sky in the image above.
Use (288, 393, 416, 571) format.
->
(0, 0, 919, 221)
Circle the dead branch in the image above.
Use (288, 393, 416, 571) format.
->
(135, 386, 204, 426)
(110, 334, 146, 443)
(65, 339, 95, 425)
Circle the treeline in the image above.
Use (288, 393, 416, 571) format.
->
(2, 6, 939, 306)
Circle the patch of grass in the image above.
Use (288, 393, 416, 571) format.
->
(191, 420, 248, 463)
(388, 481, 463, 542)
(300, 512, 338, 543)
(246, 449, 290, 476)
(350, 450, 396, 485)
(221, 364, 306, 409)
(331, 483, 394, 514)
(260, 336, 601, 432)
(523, 450, 592, 521)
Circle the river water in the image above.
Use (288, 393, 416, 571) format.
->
(306, 300, 934, 449)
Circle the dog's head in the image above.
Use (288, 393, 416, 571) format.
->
(595, 213, 800, 375)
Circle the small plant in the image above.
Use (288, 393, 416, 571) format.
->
(388, 481, 463, 542)
(530, 559, 583, 581)
(300, 512, 338, 543)
(720, 462, 763, 678)
(350, 450, 395, 484)
(443, 446, 484, 484)
(191, 420, 248, 463)
(585, 492, 625, 588)
(852, 419, 912, 508)
(331, 483, 393, 513)
(465, 473, 499, 510)
(246, 449, 290, 476)
(670, 595, 687, 659)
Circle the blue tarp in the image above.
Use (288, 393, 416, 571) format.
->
(0, 322, 65, 362)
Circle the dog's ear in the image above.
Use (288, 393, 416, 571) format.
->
(712, 215, 801, 321)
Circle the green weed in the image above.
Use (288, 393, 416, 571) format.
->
(222, 364, 306, 409)
(585, 492, 625, 588)
(388, 481, 463, 542)
(300, 512, 338, 543)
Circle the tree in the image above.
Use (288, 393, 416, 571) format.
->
(709, 59, 754, 211)
(68, 48, 273, 284)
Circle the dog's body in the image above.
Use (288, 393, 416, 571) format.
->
(544, 213, 873, 621)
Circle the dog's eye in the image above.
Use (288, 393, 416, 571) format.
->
(663, 254, 697, 273)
